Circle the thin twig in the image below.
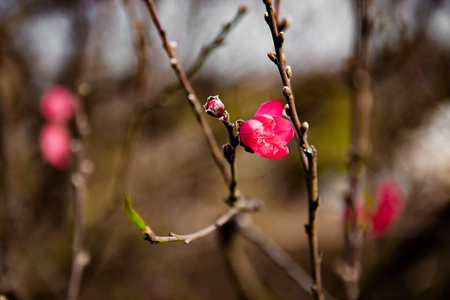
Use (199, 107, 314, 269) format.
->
(262, 1, 324, 298)
(141, 5, 248, 112)
(67, 97, 91, 300)
(143, 199, 262, 244)
(344, 0, 374, 299)
(143, 0, 231, 186)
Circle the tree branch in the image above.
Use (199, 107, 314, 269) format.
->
(67, 96, 91, 300)
(143, 198, 262, 244)
(262, 1, 324, 298)
(343, 0, 374, 299)
(142, 5, 248, 112)
(142, 0, 231, 186)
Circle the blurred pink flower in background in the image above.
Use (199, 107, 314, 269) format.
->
(239, 100, 294, 159)
(371, 180, 404, 236)
(40, 85, 74, 124)
(39, 124, 72, 169)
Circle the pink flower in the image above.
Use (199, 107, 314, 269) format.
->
(40, 124, 72, 169)
(239, 100, 294, 159)
(371, 180, 404, 236)
(40, 86, 74, 124)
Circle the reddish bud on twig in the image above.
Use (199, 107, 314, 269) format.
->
(204, 95, 226, 119)
(222, 143, 235, 164)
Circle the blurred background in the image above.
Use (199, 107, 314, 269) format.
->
(1, 0, 450, 299)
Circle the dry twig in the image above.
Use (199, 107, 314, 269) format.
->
(143, 199, 261, 244)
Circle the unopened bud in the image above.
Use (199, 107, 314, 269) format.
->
(169, 41, 178, 50)
(301, 122, 309, 133)
(286, 65, 292, 78)
(204, 95, 226, 118)
(222, 143, 235, 164)
(267, 52, 278, 63)
(282, 86, 292, 98)
(279, 17, 292, 31)
(283, 104, 291, 118)
(239, 5, 248, 14)
(215, 36, 225, 45)
(169, 58, 178, 66)
(278, 32, 285, 43)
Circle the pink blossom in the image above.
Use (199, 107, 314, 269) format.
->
(371, 180, 404, 236)
(40, 124, 72, 169)
(40, 86, 74, 124)
(239, 100, 294, 159)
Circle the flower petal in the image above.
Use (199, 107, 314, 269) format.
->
(254, 99, 284, 117)
(273, 116, 294, 144)
(252, 136, 289, 159)
(239, 119, 263, 148)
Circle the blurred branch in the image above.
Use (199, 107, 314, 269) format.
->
(262, 1, 324, 298)
(143, 199, 261, 244)
(220, 217, 271, 300)
(0, 67, 21, 299)
(143, 0, 231, 186)
(142, 5, 248, 112)
(343, 0, 374, 299)
(238, 217, 313, 295)
(67, 97, 91, 300)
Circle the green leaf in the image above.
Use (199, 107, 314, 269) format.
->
(124, 195, 147, 231)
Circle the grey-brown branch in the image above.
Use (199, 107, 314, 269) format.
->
(344, 0, 374, 299)
(67, 97, 91, 300)
(143, 0, 231, 186)
(143, 199, 262, 244)
(262, 1, 324, 299)
(142, 5, 247, 112)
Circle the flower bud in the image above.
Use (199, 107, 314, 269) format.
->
(222, 143, 235, 164)
(204, 95, 226, 119)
